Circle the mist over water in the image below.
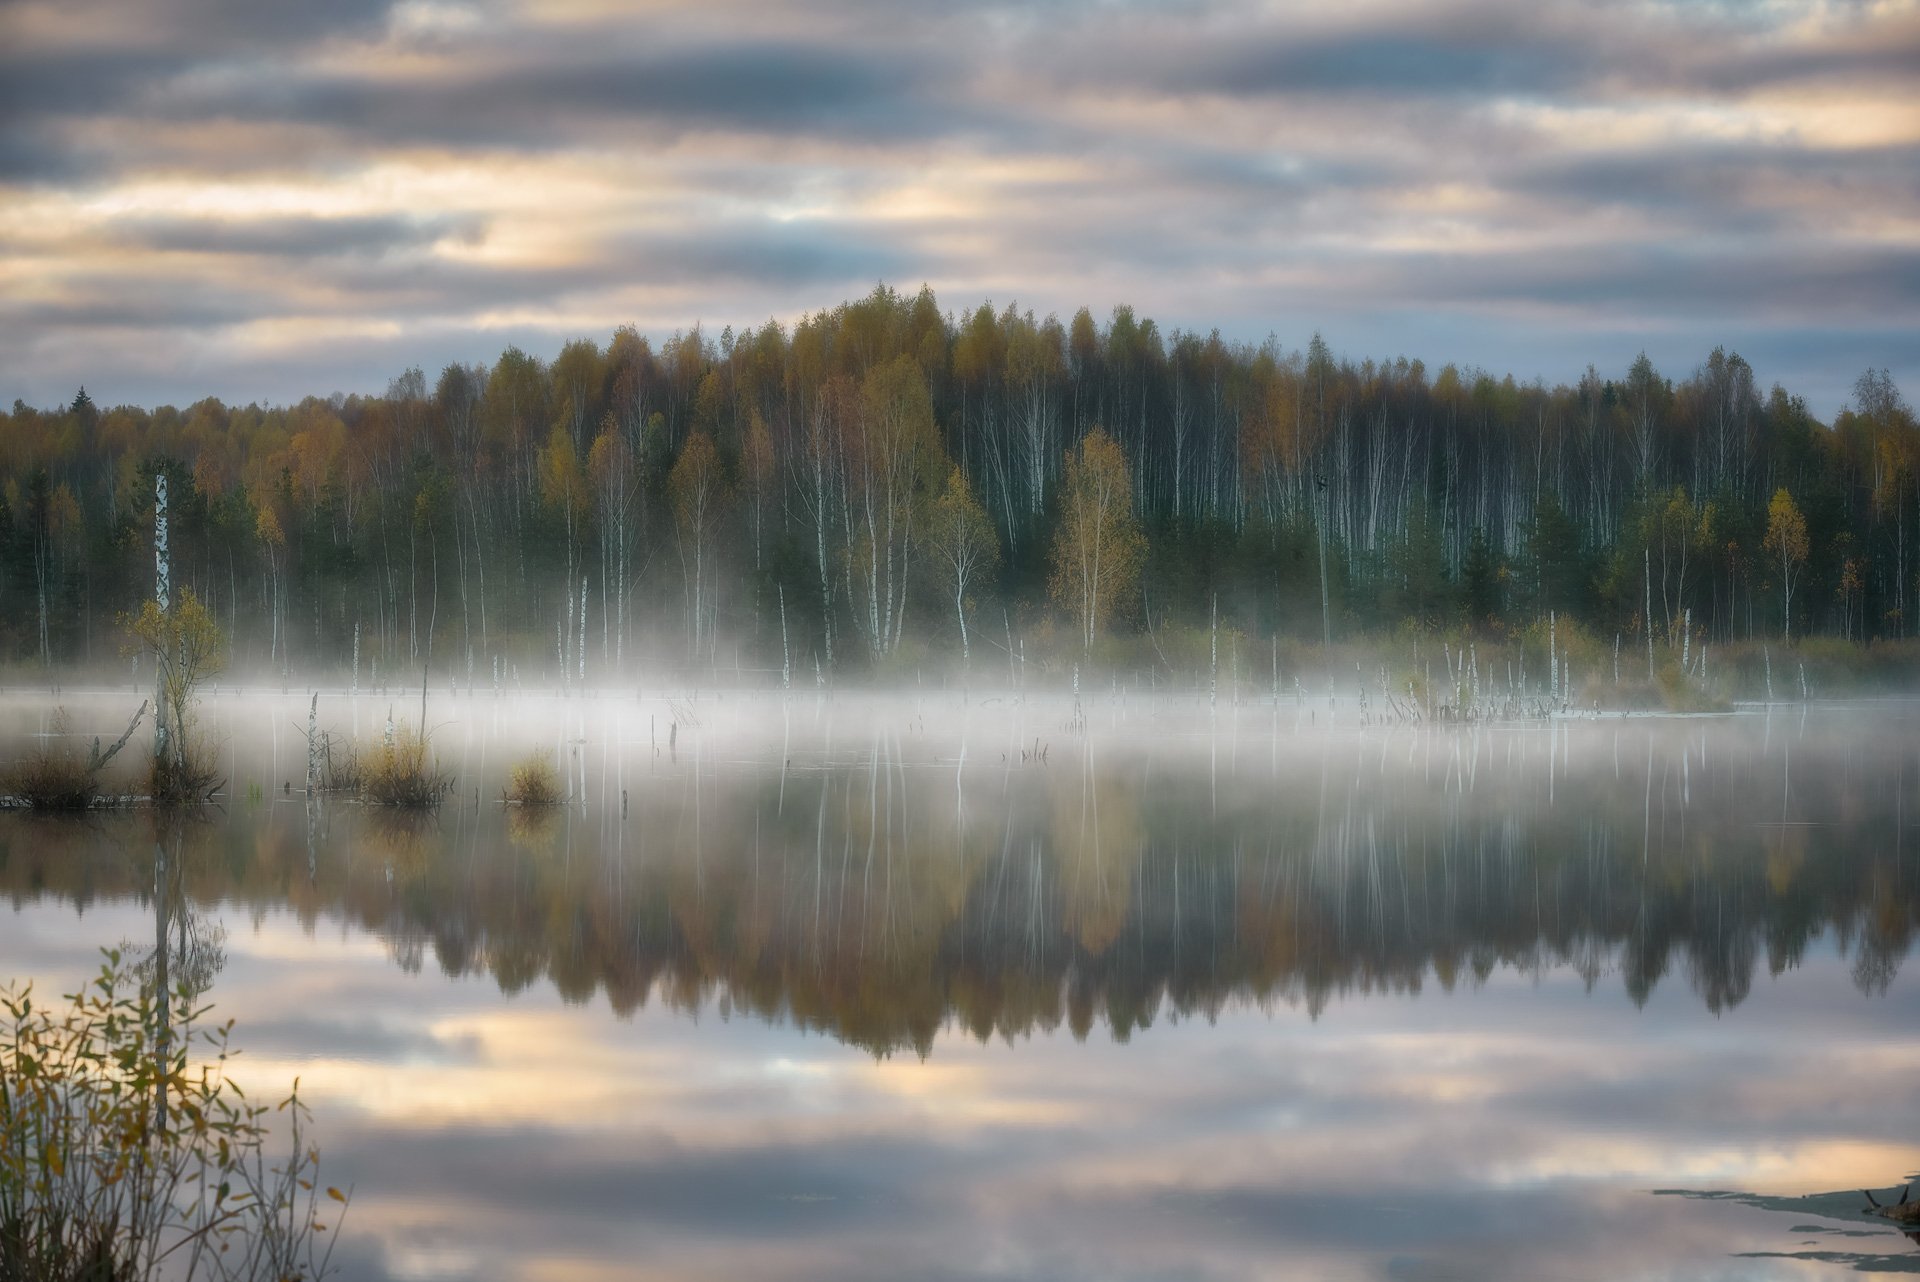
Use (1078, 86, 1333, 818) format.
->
(5, 688, 1920, 1279)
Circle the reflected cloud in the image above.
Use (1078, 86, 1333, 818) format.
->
(239, 1012, 487, 1064)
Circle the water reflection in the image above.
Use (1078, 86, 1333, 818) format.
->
(4, 697, 1920, 1280)
(3, 709, 1916, 1054)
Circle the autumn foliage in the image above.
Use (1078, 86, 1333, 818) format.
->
(3, 289, 1916, 683)
(1050, 428, 1145, 651)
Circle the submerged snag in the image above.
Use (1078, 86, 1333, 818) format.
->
(1864, 1185, 1920, 1226)
(294, 696, 366, 796)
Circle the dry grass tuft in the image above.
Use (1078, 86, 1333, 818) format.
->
(360, 723, 452, 807)
(505, 748, 563, 806)
(5, 749, 101, 810)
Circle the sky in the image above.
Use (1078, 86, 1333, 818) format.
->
(1, 0, 1916, 416)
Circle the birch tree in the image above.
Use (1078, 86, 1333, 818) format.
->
(537, 424, 588, 672)
(926, 465, 998, 666)
(742, 408, 776, 573)
(254, 496, 285, 671)
(795, 380, 849, 672)
(588, 414, 639, 669)
(1766, 487, 1808, 642)
(1050, 427, 1144, 651)
(129, 586, 224, 793)
(844, 356, 943, 657)
(669, 431, 726, 660)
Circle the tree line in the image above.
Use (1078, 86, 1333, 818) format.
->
(3, 284, 1914, 682)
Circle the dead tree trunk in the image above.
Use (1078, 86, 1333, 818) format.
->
(153, 474, 171, 774)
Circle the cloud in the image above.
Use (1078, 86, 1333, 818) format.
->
(236, 1014, 486, 1063)
(111, 212, 480, 258)
(2, 284, 273, 332)
(125, 38, 966, 152)
(0, 132, 85, 183)
(1328, 243, 1920, 323)
(1114, 26, 1604, 101)
(4, 0, 400, 63)
(0, 0, 403, 126)
(1503, 140, 1920, 231)
(610, 221, 914, 288)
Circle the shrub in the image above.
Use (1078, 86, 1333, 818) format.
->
(3, 706, 147, 810)
(4, 749, 98, 811)
(0, 952, 349, 1280)
(128, 589, 226, 805)
(1654, 661, 1730, 713)
(359, 722, 450, 807)
(505, 749, 562, 806)
(1514, 613, 1608, 695)
(149, 734, 223, 805)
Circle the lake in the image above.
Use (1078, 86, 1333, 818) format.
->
(4, 686, 1919, 1281)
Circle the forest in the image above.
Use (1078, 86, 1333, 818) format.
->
(3, 283, 1916, 688)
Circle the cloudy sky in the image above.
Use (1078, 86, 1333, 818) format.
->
(2, 0, 1915, 415)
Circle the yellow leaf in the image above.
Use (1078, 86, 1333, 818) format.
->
(327, 1187, 346, 1203)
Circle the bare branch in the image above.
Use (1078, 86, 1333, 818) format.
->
(87, 699, 149, 772)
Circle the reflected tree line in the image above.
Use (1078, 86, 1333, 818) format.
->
(2, 727, 1914, 1056)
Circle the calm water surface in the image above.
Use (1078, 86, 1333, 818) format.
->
(4, 688, 1919, 1281)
